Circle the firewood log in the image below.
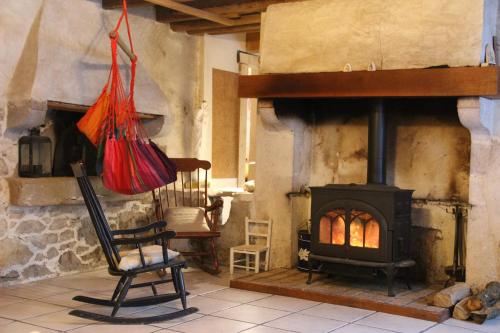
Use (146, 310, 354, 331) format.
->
(453, 296, 473, 320)
(471, 302, 500, 324)
(466, 297, 482, 311)
(434, 282, 471, 308)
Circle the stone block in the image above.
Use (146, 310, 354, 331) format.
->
(15, 219, 45, 234)
(0, 238, 33, 267)
(22, 264, 51, 279)
(261, 0, 485, 73)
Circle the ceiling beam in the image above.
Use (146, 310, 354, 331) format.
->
(201, 23, 261, 35)
(171, 14, 260, 33)
(145, 0, 235, 26)
(156, 0, 302, 23)
(102, 0, 151, 9)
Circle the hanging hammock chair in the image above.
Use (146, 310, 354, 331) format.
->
(77, 0, 176, 195)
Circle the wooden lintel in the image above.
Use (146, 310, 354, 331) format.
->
(171, 13, 260, 33)
(47, 101, 161, 120)
(156, 0, 301, 23)
(238, 67, 500, 99)
(146, 0, 235, 26)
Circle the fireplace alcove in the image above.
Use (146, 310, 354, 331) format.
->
(238, 67, 499, 285)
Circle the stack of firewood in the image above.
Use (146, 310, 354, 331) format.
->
(427, 281, 500, 324)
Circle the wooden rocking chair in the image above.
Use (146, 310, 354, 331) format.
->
(152, 158, 223, 273)
(69, 162, 198, 324)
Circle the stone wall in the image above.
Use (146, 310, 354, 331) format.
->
(0, 0, 201, 284)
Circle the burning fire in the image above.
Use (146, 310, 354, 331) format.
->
(319, 209, 379, 249)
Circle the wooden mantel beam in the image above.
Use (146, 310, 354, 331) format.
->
(145, 0, 235, 26)
(239, 67, 500, 99)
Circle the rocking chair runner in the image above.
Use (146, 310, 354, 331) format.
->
(152, 158, 223, 273)
(69, 162, 198, 324)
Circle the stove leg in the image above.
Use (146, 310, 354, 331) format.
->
(306, 260, 313, 285)
(405, 267, 412, 290)
(386, 264, 395, 297)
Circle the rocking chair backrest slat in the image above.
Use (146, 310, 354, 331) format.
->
(72, 162, 120, 271)
(155, 158, 212, 210)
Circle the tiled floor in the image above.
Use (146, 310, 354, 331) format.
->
(0, 268, 498, 333)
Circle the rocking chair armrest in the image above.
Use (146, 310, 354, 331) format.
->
(111, 221, 167, 236)
(111, 230, 176, 246)
(205, 198, 223, 212)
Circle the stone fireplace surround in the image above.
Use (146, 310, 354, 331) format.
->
(250, 0, 500, 288)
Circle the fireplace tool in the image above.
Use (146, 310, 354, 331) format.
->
(445, 204, 467, 287)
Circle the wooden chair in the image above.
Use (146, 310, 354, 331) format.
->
(230, 218, 272, 274)
(152, 158, 223, 273)
(69, 162, 197, 324)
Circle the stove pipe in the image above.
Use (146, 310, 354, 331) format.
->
(367, 99, 386, 184)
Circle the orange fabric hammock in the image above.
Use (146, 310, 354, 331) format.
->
(77, 0, 176, 195)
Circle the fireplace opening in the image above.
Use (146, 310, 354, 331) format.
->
(47, 109, 97, 177)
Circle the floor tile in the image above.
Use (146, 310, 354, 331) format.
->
(213, 304, 290, 324)
(203, 288, 271, 303)
(171, 315, 255, 333)
(248, 295, 319, 312)
(166, 295, 240, 315)
(355, 312, 435, 333)
(78, 303, 158, 317)
(3, 283, 74, 299)
(265, 313, 346, 333)
(442, 317, 500, 333)
(133, 306, 203, 329)
(69, 323, 160, 332)
(38, 290, 108, 308)
(187, 283, 228, 297)
(300, 303, 375, 322)
(0, 300, 66, 320)
(0, 322, 58, 333)
(42, 276, 118, 292)
(0, 295, 25, 307)
(333, 323, 397, 333)
(241, 326, 294, 333)
(23, 308, 95, 331)
(0, 318, 12, 326)
(203, 288, 270, 303)
(425, 323, 480, 333)
(242, 326, 293, 333)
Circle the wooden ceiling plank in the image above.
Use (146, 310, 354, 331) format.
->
(238, 67, 500, 99)
(156, 0, 302, 23)
(197, 23, 261, 35)
(145, 0, 235, 26)
(171, 14, 260, 32)
(102, 0, 150, 9)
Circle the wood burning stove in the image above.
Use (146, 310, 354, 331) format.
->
(306, 100, 416, 296)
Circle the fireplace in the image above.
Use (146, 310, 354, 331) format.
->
(306, 99, 415, 296)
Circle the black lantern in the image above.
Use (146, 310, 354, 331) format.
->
(18, 127, 52, 177)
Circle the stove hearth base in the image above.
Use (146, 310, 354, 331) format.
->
(306, 254, 416, 297)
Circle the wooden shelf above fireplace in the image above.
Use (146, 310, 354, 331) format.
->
(238, 66, 500, 99)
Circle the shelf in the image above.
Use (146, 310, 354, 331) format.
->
(7, 177, 147, 206)
(47, 100, 162, 120)
(238, 66, 500, 99)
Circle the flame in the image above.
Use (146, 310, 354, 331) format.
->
(319, 209, 379, 249)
